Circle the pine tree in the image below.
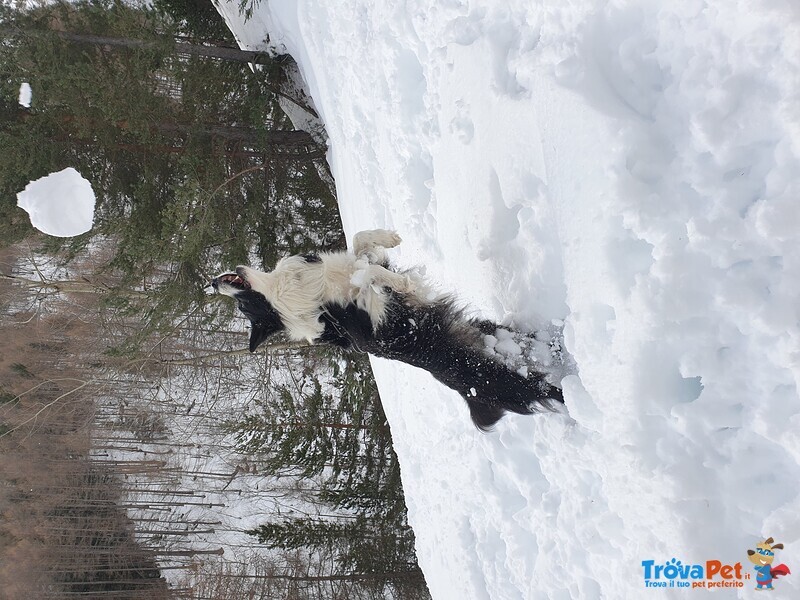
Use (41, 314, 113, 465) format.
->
(249, 516, 428, 598)
(0, 0, 343, 340)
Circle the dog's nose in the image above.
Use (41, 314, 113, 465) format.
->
(210, 278, 219, 290)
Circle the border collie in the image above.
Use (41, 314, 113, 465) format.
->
(212, 229, 563, 430)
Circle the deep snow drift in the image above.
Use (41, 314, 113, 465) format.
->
(17, 167, 95, 237)
(218, 1, 800, 598)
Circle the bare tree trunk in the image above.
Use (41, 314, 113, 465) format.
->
(2, 28, 319, 117)
(48, 30, 276, 66)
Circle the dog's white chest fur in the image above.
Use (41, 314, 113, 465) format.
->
(239, 253, 395, 342)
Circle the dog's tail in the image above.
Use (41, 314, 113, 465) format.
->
(374, 297, 563, 431)
(426, 341, 563, 431)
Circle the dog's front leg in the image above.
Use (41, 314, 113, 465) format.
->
(362, 264, 416, 295)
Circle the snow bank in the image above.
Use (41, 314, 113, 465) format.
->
(219, 1, 800, 597)
(17, 168, 95, 237)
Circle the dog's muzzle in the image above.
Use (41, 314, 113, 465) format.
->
(211, 268, 251, 292)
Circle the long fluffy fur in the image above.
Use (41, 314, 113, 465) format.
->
(212, 230, 563, 431)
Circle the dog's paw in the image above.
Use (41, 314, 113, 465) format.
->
(354, 229, 402, 252)
(381, 230, 402, 248)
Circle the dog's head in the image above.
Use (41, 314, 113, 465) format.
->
(747, 538, 783, 566)
(211, 267, 285, 352)
(211, 267, 251, 295)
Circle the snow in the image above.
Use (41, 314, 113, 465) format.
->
(18, 82, 32, 108)
(218, 1, 800, 598)
(17, 167, 95, 237)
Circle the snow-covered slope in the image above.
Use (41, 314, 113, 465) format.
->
(218, 1, 800, 597)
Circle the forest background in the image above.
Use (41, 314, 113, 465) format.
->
(0, 1, 430, 598)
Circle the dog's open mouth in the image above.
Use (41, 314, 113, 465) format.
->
(213, 271, 251, 291)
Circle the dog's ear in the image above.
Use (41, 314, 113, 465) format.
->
(249, 322, 274, 352)
(235, 289, 285, 351)
(772, 543, 784, 550)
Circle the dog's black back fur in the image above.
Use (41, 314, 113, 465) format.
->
(347, 292, 561, 430)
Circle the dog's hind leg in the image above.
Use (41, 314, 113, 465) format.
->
(353, 229, 402, 265)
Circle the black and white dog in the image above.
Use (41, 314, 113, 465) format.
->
(212, 229, 563, 430)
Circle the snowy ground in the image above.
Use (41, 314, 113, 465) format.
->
(219, 1, 800, 598)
